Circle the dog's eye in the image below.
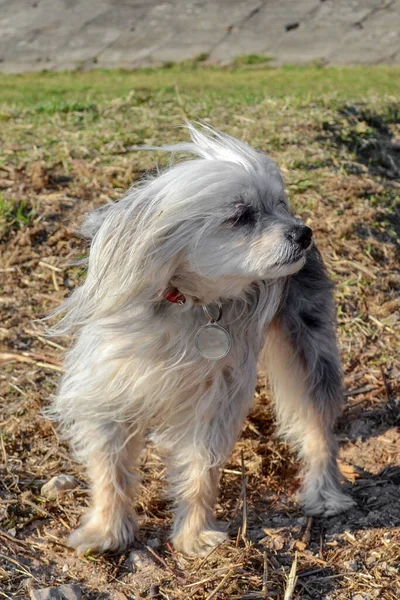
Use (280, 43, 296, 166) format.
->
(225, 204, 258, 228)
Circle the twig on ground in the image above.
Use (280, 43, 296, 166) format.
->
(0, 529, 33, 548)
(20, 351, 63, 366)
(343, 396, 373, 413)
(204, 568, 234, 600)
(380, 364, 391, 401)
(0, 436, 8, 470)
(0, 553, 40, 582)
(9, 382, 28, 397)
(194, 538, 227, 571)
(38, 261, 63, 272)
(262, 550, 268, 598)
(344, 384, 381, 397)
(0, 352, 64, 372)
(240, 450, 248, 541)
(184, 565, 241, 589)
(146, 545, 186, 585)
(25, 328, 66, 351)
(111, 552, 129, 579)
(51, 269, 59, 291)
(283, 552, 298, 600)
(234, 593, 278, 599)
(301, 517, 313, 545)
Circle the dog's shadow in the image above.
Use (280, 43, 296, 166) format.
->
(220, 463, 400, 598)
(210, 392, 400, 597)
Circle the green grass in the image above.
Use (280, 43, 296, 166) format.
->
(0, 65, 399, 175)
(232, 53, 272, 66)
(0, 194, 35, 232)
(1, 65, 400, 112)
(0, 65, 399, 250)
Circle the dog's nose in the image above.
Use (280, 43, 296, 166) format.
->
(287, 225, 313, 249)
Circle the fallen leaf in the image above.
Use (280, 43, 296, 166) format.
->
(338, 460, 360, 482)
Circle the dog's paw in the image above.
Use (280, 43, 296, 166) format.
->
(68, 514, 137, 555)
(172, 526, 227, 556)
(300, 486, 355, 517)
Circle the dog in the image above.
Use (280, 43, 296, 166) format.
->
(50, 123, 354, 556)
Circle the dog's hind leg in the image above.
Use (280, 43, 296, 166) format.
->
(262, 247, 354, 516)
(67, 424, 142, 554)
(263, 318, 354, 515)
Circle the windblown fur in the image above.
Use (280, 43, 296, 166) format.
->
(50, 123, 353, 556)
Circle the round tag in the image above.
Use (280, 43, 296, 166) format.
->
(195, 323, 231, 360)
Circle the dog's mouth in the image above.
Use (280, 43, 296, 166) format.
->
(275, 251, 306, 268)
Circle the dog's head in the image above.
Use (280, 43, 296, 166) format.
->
(84, 124, 312, 306)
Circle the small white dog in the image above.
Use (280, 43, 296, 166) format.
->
(51, 124, 353, 556)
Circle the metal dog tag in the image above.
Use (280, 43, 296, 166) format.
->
(195, 323, 231, 360)
(195, 304, 231, 360)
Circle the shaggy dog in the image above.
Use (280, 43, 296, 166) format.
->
(51, 124, 354, 556)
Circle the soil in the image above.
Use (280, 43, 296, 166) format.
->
(0, 106, 399, 599)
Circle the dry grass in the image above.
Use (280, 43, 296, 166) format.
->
(0, 67, 399, 599)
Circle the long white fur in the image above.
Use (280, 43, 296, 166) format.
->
(50, 123, 353, 556)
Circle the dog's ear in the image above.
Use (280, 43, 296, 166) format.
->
(79, 202, 114, 239)
(50, 192, 182, 334)
(88, 198, 183, 305)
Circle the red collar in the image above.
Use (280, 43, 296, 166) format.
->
(163, 286, 186, 305)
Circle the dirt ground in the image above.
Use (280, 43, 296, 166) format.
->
(0, 98, 399, 599)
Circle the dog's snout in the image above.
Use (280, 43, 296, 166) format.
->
(287, 225, 313, 249)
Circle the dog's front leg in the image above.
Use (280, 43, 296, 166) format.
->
(68, 425, 143, 554)
(165, 381, 252, 557)
(168, 450, 227, 556)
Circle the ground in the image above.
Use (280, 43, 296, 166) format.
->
(0, 65, 399, 600)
